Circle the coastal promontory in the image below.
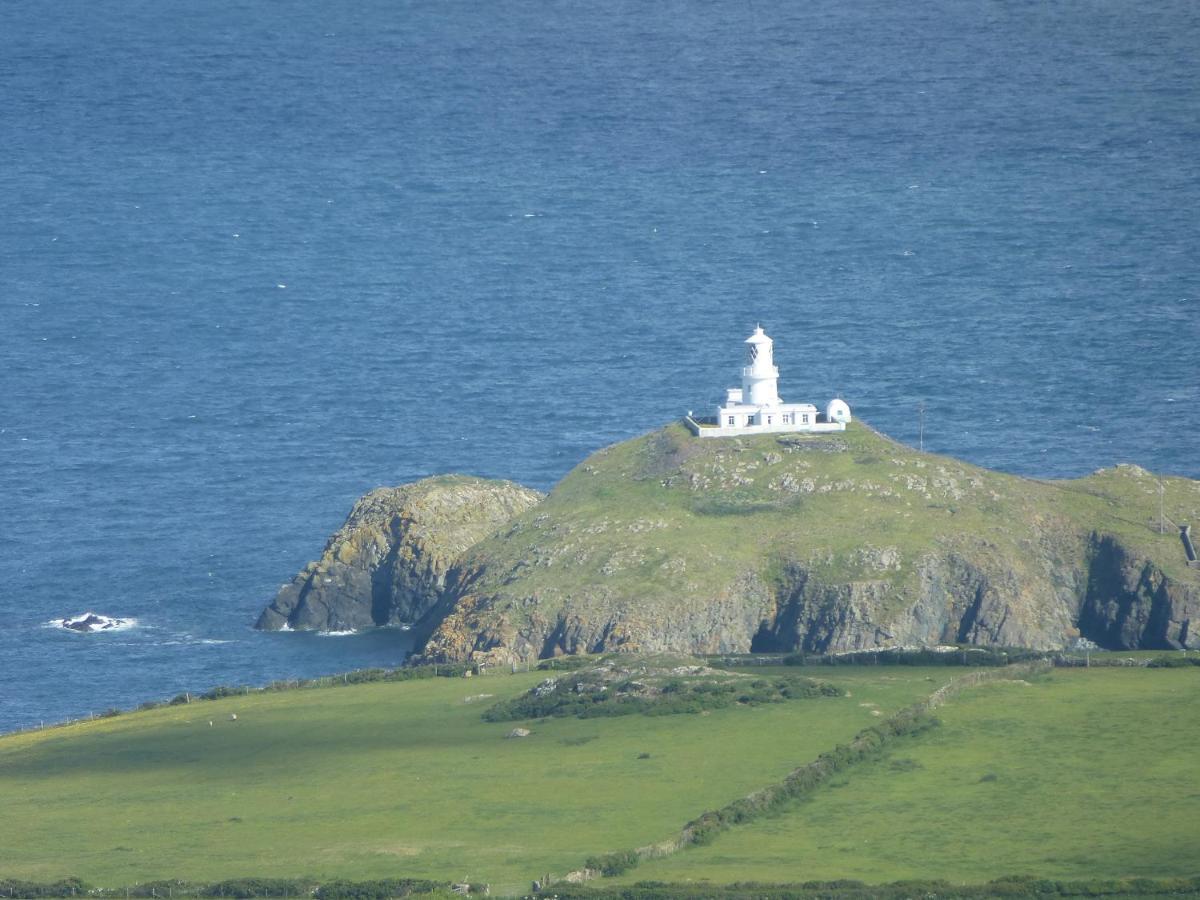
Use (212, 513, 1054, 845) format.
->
(255, 475, 543, 633)
(257, 422, 1200, 659)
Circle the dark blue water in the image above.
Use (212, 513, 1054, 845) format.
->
(2, 0, 1198, 733)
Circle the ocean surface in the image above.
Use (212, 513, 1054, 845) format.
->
(2, 0, 1198, 733)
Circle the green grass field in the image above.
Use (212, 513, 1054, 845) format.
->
(0, 666, 949, 895)
(622, 667, 1200, 886)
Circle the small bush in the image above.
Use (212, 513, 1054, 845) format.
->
(0, 877, 90, 898)
(1146, 655, 1200, 668)
(314, 878, 443, 899)
(584, 849, 642, 876)
(200, 878, 310, 898)
(536, 655, 592, 672)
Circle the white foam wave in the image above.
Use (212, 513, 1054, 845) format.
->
(317, 629, 357, 637)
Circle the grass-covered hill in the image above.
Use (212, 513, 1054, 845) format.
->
(2, 658, 1198, 896)
(418, 421, 1200, 663)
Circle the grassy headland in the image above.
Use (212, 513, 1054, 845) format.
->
(422, 421, 1200, 662)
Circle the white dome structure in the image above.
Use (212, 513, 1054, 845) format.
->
(826, 398, 852, 425)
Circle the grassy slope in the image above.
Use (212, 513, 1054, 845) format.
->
(0, 667, 948, 894)
(461, 421, 1200, 637)
(622, 667, 1200, 886)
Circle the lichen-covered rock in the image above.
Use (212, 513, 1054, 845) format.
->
(255, 476, 543, 632)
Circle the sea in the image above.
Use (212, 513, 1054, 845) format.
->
(1, 0, 1198, 734)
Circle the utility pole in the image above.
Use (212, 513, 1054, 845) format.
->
(918, 401, 926, 452)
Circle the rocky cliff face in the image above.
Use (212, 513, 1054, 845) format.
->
(748, 543, 1082, 654)
(259, 423, 1200, 658)
(255, 476, 543, 632)
(1078, 534, 1200, 649)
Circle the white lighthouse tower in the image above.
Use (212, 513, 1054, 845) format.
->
(685, 325, 851, 438)
(743, 326, 781, 406)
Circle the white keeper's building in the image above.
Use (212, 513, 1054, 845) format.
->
(685, 326, 851, 438)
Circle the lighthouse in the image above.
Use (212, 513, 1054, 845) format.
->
(685, 326, 851, 438)
(743, 326, 781, 406)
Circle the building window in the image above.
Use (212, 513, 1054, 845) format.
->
(747, 416, 754, 427)
(727, 415, 735, 425)
(802, 414, 809, 424)
(767, 415, 773, 425)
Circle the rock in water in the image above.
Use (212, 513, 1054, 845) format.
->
(255, 475, 543, 633)
(57, 612, 133, 632)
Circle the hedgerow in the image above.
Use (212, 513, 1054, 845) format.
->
(0, 877, 460, 898)
(483, 674, 840, 722)
(779, 646, 1046, 667)
(1146, 655, 1200, 668)
(542, 874, 1200, 898)
(5, 875, 1199, 899)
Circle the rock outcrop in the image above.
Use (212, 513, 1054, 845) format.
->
(55, 612, 135, 633)
(260, 422, 1200, 658)
(414, 424, 1200, 662)
(1077, 533, 1199, 649)
(255, 476, 543, 632)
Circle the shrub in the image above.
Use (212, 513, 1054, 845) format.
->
(200, 878, 310, 898)
(584, 849, 642, 876)
(109, 880, 195, 898)
(0, 877, 90, 897)
(536, 655, 592, 672)
(200, 685, 248, 701)
(1146, 655, 1200, 668)
(314, 878, 443, 899)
